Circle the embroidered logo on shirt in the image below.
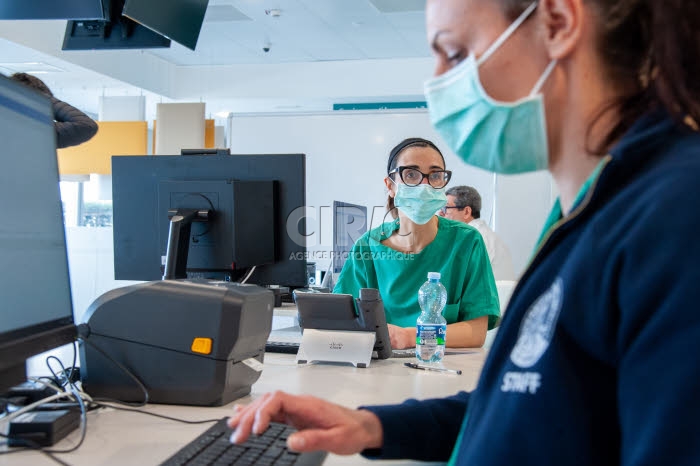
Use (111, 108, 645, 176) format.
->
(509, 277, 563, 369)
(501, 372, 541, 394)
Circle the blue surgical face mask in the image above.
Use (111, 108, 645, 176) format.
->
(392, 181, 447, 225)
(424, 2, 557, 175)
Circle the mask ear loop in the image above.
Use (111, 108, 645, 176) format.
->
(529, 60, 557, 96)
(476, 1, 538, 67)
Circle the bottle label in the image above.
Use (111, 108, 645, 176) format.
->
(416, 324, 446, 358)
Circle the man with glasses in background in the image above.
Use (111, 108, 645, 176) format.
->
(440, 186, 515, 280)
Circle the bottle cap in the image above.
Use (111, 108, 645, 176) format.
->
(427, 272, 441, 280)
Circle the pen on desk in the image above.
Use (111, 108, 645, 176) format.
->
(404, 362, 462, 375)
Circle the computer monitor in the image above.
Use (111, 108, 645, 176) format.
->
(332, 201, 368, 274)
(0, 76, 77, 393)
(122, 0, 209, 51)
(0, 0, 105, 20)
(112, 154, 308, 288)
(62, 0, 171, 51)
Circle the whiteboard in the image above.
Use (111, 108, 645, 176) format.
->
(228, 110, 553, 276)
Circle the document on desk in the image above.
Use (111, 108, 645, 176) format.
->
(267, 326, 302, 344)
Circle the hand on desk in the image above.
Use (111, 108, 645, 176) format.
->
(228, 391, 383, 455)
(388, 324, 416, 349)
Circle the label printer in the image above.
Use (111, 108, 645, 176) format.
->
(78, 280, 274, 406)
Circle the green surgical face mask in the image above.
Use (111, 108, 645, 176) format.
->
(393, 182, 447, 225)
(423, 2, 556, 175)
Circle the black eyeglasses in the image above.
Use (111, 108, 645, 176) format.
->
(388, 166, 452, 189)
(439, 205, 465, 215)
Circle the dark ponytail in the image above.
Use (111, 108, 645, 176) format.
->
(590, 0, 700, 151)
(647, 0, 700, 130)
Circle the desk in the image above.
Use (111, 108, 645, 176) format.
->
(1, 350, 487, 466)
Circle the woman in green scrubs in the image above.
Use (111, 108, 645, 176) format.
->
(333, 137, 500, 349)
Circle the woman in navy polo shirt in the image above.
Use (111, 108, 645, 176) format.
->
(229, 1, 700, 464)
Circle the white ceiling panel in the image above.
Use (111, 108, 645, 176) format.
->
(0, 1, 434, 118)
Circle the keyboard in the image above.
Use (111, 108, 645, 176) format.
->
(160, 417, 327, 466)
(265, 341, 300, 354)
(390, 350, 417, 358)
(265, 341, 416, 359)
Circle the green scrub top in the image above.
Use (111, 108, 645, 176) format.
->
(333, 216, 500, 330)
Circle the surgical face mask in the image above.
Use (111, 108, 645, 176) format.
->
(424, 2, 556, 175)
(392, 181, 447, 225)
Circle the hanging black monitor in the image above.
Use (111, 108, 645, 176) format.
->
(0, 0, 105, 20)
(122, 0, 209, 51)
(62, 0, 170, 51)
(62, 17, 171, 50)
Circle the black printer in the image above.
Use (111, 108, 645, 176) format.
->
(79, 280, 274, 406)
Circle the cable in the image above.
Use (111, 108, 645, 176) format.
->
(239, 265, 256, 284)
(77, 338, 218, 425)
(0, 341, 215, 463)
(88, 401, 221, 424)
(39, 349, 89, 455)
(0, 392, 82, 425)
(79, 337, 149, 407)
(0, 381, 87, 463)
(0, 433, 72, 466)
(27, 377, 67, 397)
(45, 341, 78, 388)
(43, 384, 87, 455)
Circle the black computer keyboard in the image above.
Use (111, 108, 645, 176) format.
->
(160, 417, 327, 466)
(265, 341, 300, 354)
(265, 341, 417, 359)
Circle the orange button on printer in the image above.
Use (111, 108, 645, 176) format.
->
(191, 337, 213, 355)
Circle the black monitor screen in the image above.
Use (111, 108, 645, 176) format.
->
(0, 0, 105, 20)
(112, 154, 308, 288)
(332, 201, 368, 274)
(0, 76, 76, 392)
(122, 0, 209, 50)
(62, 0, 170, 51)
(62, 18, 171, 51)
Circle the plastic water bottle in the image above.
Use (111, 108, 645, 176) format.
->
(416, 272, 447, 364)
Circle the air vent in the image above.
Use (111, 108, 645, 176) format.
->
(368, 0, 425, 13)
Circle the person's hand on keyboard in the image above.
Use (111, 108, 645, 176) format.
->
(228, 392, 384, 455)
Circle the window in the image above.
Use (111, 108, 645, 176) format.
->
(59, 175, 112, 227)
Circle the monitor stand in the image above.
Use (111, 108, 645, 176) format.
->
(162, 208, 210, 280)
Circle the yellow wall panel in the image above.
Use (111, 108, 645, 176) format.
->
(57, 121, 148, 175)
(205, 119, 215, 148)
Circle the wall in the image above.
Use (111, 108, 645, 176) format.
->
(229, 110, 555, 275)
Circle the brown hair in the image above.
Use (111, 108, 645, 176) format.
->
(386, 138, 445, 219)
(501, 0, 700, 152)
(9, 73, 54, 97)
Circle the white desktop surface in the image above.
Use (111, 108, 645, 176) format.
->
(1, 350, 487, 466)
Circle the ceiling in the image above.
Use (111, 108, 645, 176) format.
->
(0, 0, 433, 120)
